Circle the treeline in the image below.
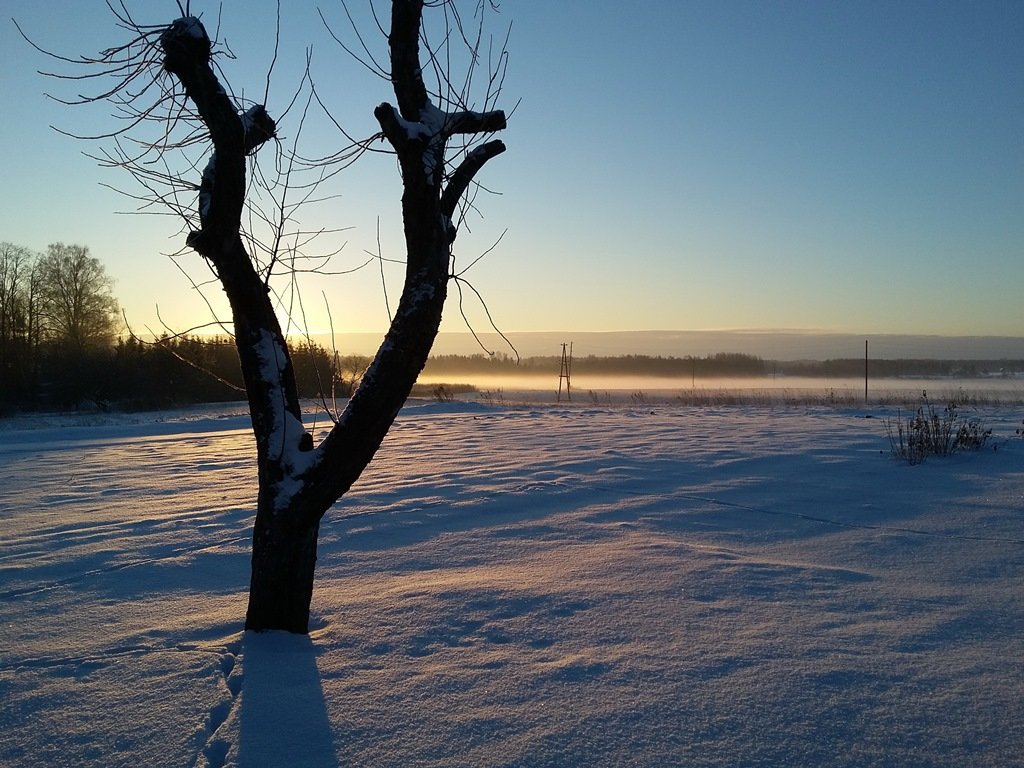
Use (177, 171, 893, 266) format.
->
(422, 353, 1024, 380)
(105, 336, 369, 410)
(783, 358, 1024, 378)
(0, 241, 379, 413)
(1, 332, 371, 413)
(6, 240, 1021, 412)
(423, 353, 770, 377)
(1, 242, 122, 409)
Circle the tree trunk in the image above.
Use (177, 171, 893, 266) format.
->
(155, 6, 505, 635)
(245, 497, 322, 634)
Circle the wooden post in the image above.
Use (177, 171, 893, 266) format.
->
(864, 339, 869, 404)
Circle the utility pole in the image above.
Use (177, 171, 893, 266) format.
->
(558, 342, 573, 402)
(864, 339, 869, 404)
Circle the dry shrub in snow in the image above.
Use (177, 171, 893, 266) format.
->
(885, 395, 991, 465)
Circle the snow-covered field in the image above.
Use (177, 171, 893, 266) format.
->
(1, 400, 1022, 767)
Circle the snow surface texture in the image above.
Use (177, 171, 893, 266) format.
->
(1, 401, 1022, 767)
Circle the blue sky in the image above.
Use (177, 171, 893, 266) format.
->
(2, 1, 1021, 338)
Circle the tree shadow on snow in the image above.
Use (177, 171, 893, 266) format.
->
(237, 631, 339, 768)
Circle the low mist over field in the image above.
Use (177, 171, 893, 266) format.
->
(329, 330, 1024, 361)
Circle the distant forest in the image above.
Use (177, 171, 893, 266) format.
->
(4, 343, 1024, 415)
(0, 241, 374, 413)
(422, 353, 1024, 380)
(0, 334, 371, 414)
(6, 242, 1021, 414)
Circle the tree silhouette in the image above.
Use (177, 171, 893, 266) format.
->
(30, 1, 508, 632)
(35, 243, 120, 352)
(0, 243, 34, 401)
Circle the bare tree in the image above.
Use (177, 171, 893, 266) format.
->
(0, 244, 30, 337)
(0, 243, 33, 399)
(35, 243, 120, 352)
(0, 244, 30, 345)
(0, 242, 116, 399)
(29, 1, 508, 633)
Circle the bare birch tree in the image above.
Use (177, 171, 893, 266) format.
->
(35, 243, 120, 352)
(0, 244, 33, 404)
(29, 0, 508, 633)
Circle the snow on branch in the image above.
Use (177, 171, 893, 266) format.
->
(160, 17, 213, 73)
(158, 17, 276, 253)
(373, 102, 430, 148)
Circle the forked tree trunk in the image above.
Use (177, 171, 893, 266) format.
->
(158, 2, 506, 634)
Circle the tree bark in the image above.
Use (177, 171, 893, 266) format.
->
(246, 496, 321, 634)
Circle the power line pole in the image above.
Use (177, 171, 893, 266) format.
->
(558, 342, 573, 402)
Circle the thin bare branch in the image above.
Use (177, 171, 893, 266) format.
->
(452, 274, 519, 362)
(263, 0, 282, 106)
(374, 218, 392, 322)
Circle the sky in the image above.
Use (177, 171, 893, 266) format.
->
(1, 1, 1022, 341)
